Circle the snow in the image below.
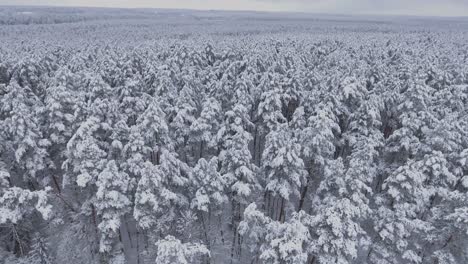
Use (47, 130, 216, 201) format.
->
(1, 6, 468, 264)
(16, 11, 33, 15)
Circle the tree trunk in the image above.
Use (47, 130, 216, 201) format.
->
(278, 198, 285, 222)
(230, 201, 237, 264)
(298, 181, 309, 212)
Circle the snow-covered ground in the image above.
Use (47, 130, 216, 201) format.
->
(0, 6, 468, 264)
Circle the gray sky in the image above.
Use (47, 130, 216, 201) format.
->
(2, 0, 468, 16)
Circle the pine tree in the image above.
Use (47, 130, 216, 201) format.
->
(27, 233, 53, 264)
(308, 159, 366, 264)
(218, 104, 258, 206)
(297, 101, 340, 211)
(262, 122, 306, 221)
(0, 186, 52, 225)
(191, 157, 227, 213)
(0, 81, 49, 182)
(239, 203, 310, 264)
(134, 149, 190, 232)
(190, 157, 227, 252)
(133, 97, 170, 164)
(95, 160, 133, 253)
(63, 116, 107, 189)
(189, 97, 222, 158)
(155, 235, 209, 264)
(217, 103, 258, 261)
(44, 70, 78, 145)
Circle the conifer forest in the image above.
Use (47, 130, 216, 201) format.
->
(1, 6, 468, 264)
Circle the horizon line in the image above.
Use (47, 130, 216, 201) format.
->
(1, 4, 467, 19)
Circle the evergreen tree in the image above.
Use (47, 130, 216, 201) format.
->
(239, 203, 310, 264)
(189, 97, 222, 158)
(134, 149, 190, 232)
(262, 123, 306, 221)
(217, 103, 258, 261)
(155, 236, 209, 264)
(27, 233, 53, 264)
(95, 160, 133, 253)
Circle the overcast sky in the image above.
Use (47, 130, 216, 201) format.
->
(2, 0, 467, 16)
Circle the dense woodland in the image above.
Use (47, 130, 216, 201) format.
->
(1, 7, 468, 264)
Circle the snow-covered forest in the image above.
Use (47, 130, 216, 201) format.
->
(1, 6, 468, 264)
